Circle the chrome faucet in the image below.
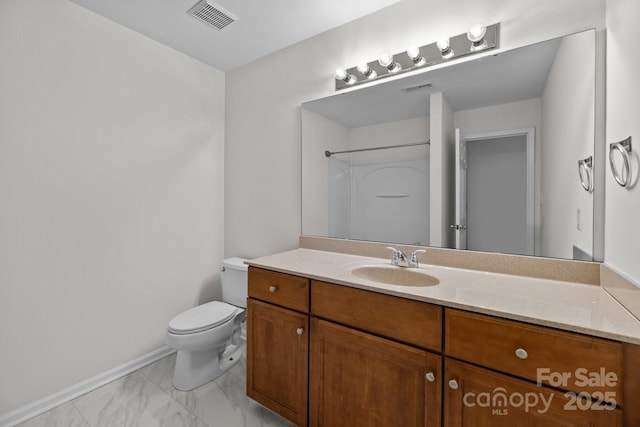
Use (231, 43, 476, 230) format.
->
(386, 247, 426, 268)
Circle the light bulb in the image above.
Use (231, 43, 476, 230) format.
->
(357, 62, 377, 79)
(467, 23, 487, 43)
(334, 68, 347, 80)
(436, 37, 450, 52)
(378, 52, 401, 72)
(334, 68, 357, 85)
(378, 52, 393, 67)
(406, 46, 426, 67)
(436, 36, 454, 59)
(407, 46, 420, 60)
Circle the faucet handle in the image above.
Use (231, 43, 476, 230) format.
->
(410, 249, 426, 266)
(386, 246, 401, 263)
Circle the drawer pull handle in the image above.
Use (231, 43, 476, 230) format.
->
(515, 348, 528, 359)
(448, 379, 459, 390)
(296, 328, 304, 335)
(269, 286, 277, 293)
(425, 372, 436, 383)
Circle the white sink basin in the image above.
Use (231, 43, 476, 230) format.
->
(349, 264, 440, 287)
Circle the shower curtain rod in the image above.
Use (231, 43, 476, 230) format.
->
(324, 140, 430, 157)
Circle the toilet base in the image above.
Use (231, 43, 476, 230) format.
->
(172, 344, 243, 391)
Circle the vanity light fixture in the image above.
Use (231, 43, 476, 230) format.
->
(406, 46, 427, 66)
(334, 22, 499, 90)
(334, 67, 357, 85)
(436, 37, 454, 59)
(357, 62, 377, 79)
(467, 22, 488, 51)
(378, 52, 402, 73)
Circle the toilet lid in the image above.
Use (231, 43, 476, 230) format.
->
(168, 301, 237, 335)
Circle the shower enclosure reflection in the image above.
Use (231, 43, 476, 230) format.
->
(302, 110, 432, 246)
(326, 141, 430, 245)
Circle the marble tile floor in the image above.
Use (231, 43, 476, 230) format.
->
(17, 351, 295, 427)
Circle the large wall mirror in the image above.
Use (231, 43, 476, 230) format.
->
(302, 29, 602, 261)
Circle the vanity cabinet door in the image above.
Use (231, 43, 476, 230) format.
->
(309, 318, 442, 427)
(246, 298, 309, 427)
(444, 359, 622, 427)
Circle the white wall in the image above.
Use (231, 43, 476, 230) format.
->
(430, 92, 455, 247)
(0, 0, 225, 415)
(225, 0, 606, 259)
(541, 31, 595, 260)
(605, 0, 640, 284)
(454, 99, 542, 135)
(300, 109, 349, 237)
(348, 117, 429, 159)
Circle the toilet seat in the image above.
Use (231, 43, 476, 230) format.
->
(168, 301, 237, 335)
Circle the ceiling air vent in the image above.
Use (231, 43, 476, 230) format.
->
(188, 0, 238, 30)
(401, 83, 433, 93)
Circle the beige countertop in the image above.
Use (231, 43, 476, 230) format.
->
(247, 248, 640, 345)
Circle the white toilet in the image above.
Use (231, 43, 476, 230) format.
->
(165, 257, 248, 391)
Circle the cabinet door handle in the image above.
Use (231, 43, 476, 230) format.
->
(448, 379, 459, 390)
(269, 286, 277, 293)
(296, 328, 304, 335)
(425, 372, 436, 382)
(515, 348, 528, 360)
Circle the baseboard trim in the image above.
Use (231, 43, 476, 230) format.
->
(0, 346, 175, 427)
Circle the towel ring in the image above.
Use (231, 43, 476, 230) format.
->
(578, 156, 593, 192)
(609, 137, 632, 187)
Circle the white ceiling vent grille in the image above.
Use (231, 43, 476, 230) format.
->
(188, 0, 238, 30)
(401, 83, 433, 93)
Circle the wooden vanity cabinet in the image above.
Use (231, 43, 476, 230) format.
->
(246, 267, 639, 427)
(444, 309, 625, 426)
(246, 268, 310, 427)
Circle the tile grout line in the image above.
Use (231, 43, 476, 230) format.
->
(135, 361, 211, 427)
(70, 400, 93, 427)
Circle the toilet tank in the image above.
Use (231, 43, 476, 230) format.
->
(222, 257, 248, 308)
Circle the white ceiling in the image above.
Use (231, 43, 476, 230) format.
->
(302, 37, 562, 128)
(69, 0, 402, 71)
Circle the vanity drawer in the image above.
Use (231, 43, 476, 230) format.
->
(311, 280, 442, 352)
(445, 309, 623, 397)
(248, 267, 310, 313)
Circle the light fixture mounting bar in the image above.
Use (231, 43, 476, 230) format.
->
(335, 23, 499, 91)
